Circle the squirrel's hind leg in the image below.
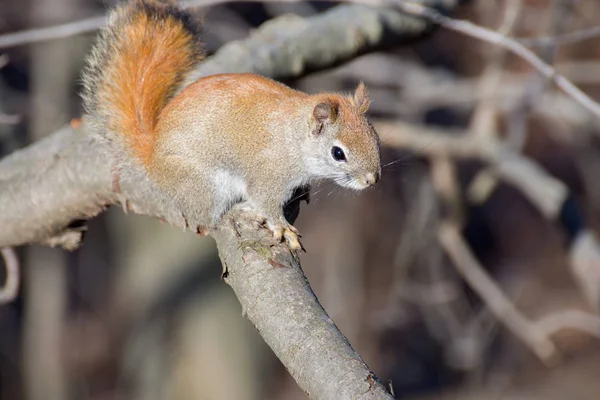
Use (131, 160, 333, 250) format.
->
(153, 159, 220, 234)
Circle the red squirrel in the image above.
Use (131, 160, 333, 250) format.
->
(82, 0, 381, 250)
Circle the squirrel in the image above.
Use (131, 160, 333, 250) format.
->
(81, 0, 381, 251)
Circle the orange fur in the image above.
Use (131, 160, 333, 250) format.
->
(69, 118, 82, 129)
(158, 73, 374, 157)
(90, 0, 203, 166)
(156, 73, 308, 150)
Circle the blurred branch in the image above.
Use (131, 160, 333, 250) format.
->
(569, 232, 600, 311)
(0, 55, 20, 126)
(0, 15, 106, 49)
(519, 25, 600, 47)
(468, 0, 522, 140)
(0, 0, 242, 49)
(186, 1, 431, 80)
(382, 113, 600, 363)
(0, 114, 21, 125)
(500, 0, 572, 151)
(438, 221, 560, 365)
(439, 221, 600, 363)
(0, 248, 19, 303)
(378, 120, 569, 219)
(389, 0, 600, 124)
(400, 73, 596, 130)
(380, 119, 600, 311)
(0, 0, 259, 49)
(536, 309, 600, 340)
(22, 0, 78, 397)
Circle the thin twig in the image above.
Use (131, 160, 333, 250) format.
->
(426, 155, 484, 368)
(378, 120, 569, 219)
(536, 309, 600, 340)
(0, 248, 20, 303)
(0, 114, 21, 125)
(468, 0, 568, 201)
(0, 54, 9, 68)
(437, 221, 559, 365)
(568, 231, 600, 310)
(468, 0, 522, 140)
(519, 25, 600, 47)
(0, 15, 106, 49)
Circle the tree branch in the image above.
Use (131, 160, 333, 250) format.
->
(437, 221, 559, 365)
(0, 127, 116, 248)
(0, 247, 19, 303)
(378, 120, 569, 219)
(187, 1, 432, 80)
(214, 211, 392, 399)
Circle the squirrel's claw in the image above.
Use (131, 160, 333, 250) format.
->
(267, 221, 304, 252)
(283, 227, 304, 252)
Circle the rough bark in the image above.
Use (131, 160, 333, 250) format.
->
(215, 213, 392, 399)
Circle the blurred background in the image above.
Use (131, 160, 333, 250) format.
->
(2, 0, 600, 399)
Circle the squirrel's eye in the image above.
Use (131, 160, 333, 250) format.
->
(331, 146, 346, 162)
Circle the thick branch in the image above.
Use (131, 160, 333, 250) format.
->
(214, 212, 392, 399)
(0, 127, 116, 247)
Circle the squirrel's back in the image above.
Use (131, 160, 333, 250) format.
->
(82, 0, 204, 165)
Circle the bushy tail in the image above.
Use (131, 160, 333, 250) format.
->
(82, 0, 204, 166)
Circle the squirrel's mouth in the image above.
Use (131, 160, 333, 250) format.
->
(333, 174, 372, 191)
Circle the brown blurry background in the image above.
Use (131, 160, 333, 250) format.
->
(2, 0, 600, 399)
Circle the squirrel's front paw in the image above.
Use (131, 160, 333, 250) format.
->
(267, 221, 304, 252)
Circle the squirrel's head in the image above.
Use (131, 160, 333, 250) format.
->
(305, 83, 381, 190)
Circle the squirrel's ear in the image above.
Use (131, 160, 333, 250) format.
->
(312, 102, 338, 135)
(313, 102, 338, 123)
(353, 82, 371, 114)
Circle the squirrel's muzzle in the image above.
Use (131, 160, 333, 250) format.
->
(363, 171, 380, 187)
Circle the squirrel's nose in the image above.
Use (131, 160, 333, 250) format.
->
(365, 171, 380, 186)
